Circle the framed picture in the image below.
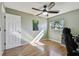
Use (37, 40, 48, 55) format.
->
(50, 18, 64, 31)
(32, 19, 39, 31)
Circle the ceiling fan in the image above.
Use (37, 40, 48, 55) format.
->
(32, 2, 59, 16)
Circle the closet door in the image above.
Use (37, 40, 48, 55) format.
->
(6, 14, 21, 49)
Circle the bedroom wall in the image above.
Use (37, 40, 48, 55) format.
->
(6, 8, 47, 43)
(48, 9, 79, 43)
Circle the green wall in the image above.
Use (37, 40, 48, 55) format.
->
(6, 7, 79, 43)
(48, 9, 79, 43)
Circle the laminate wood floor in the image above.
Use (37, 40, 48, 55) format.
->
(3, 40, 67, 56)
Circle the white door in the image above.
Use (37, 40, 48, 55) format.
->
(6, 13, 21, 49)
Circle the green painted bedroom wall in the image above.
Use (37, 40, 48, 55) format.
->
(48, 9, 79, 43)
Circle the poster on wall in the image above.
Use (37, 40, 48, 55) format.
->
(32, 19, 39, 31)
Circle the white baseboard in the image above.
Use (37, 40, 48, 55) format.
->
(0, 51, 3, 56)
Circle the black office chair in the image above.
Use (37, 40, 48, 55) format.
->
(62, 28, 79, 56)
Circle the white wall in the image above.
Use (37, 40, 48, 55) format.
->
(48, 9, 79, 43)
(6, 8, 47, 44)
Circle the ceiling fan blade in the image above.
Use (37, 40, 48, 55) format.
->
(48, 2, 55, 10)
(48, 10, 59, 13)
(36, 12, 43, 16)
(32, 8, 42, 11)
(48, 2, 54, 7)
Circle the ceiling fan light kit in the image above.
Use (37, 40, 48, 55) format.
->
(43, 11, 48, 15)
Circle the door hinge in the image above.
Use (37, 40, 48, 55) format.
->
(0, 27, 1, 31)
(4, 15, 6, 19)
(4, 29, 6, 32)
(4, 42, 6, 45)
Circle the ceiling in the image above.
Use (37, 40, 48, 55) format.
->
(4, 2, 79, 18)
